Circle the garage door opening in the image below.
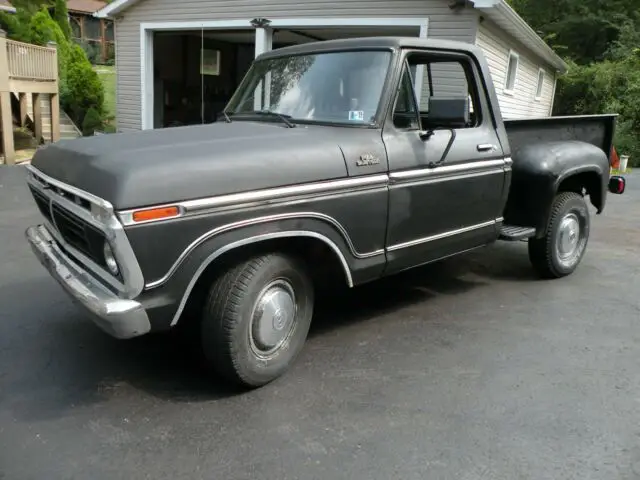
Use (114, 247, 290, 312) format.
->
(145, 20, 426, 130)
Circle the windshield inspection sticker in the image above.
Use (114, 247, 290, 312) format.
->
(348, 111, 364, 121)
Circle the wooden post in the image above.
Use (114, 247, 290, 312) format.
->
(47, 41, 60, 142)
(100, 19, 106, 64)
(0, 91, 15, 165)
(0, 29, 14, 165)
(32, 93, 42, 144)
(19, 93, 28, 127)
(0, 29, 8, 93)
(50, 93, 60, 142)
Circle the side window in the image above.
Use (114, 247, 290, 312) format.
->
(406, 53, 482, 130)
(505, 50, 519, 94)
(392, 63, 420, 130)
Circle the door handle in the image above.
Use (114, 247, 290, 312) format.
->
(477, 143, 497, 152)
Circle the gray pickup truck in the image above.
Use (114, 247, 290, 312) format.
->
(25, 37, 625, 388)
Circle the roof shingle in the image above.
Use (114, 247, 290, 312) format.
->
(66, 0, 107, 14)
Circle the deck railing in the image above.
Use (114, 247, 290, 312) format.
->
(6, 39, 58, 81)
(1, 30, 60, 165)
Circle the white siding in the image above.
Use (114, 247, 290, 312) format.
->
(475, 19, 556, 119)
(113, 0, 479, 132)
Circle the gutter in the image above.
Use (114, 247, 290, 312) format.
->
(94, 0, 136, 18)
(473, 0, 568, 74)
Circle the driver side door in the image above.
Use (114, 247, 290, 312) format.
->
(382, 49, 508, 274)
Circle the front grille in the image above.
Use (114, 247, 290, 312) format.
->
(31, 174, 92, 212)
(51, 203, 107, 269)
(29, 186, 53, 223)
(29, 184, 109, 271)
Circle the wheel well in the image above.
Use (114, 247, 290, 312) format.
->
(179, 236, 351, 324)
(557, 171, 603, 211)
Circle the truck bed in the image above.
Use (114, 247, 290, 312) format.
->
(504, 114, 617, 160)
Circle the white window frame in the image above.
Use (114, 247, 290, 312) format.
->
(534, 67, 545, 101)
(504, 49, 519, 95)
(138, 17, 429, 130)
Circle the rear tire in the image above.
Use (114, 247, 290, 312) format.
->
(528, 191, 590, 278)
(201, 253, 314, 388)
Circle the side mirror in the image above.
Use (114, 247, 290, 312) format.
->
(426, 97, 470, 129)
(608, 175, 626, 194)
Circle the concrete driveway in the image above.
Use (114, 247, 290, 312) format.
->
(1, 165, 639, 480)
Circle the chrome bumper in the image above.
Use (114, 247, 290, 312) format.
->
(26, 225, 151, 339)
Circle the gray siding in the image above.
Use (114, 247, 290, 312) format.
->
(475, 19, 556, 119)
(113, 0, 478, 132)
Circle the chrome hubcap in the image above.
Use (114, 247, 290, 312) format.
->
(250, 279, 297, 355)
(556, 213, 582, 265)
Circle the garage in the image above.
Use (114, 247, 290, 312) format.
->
(143, 19, 427, 130)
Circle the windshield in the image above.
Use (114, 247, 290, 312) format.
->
(225, 50, 392, 125)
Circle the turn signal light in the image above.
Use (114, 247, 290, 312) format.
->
(132, 206, 181, 223)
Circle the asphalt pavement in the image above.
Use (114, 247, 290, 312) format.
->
(1, 165, 639, 480)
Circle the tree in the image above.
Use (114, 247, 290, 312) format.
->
(53, 0, 71, 40)
(508, 0, 640, 166)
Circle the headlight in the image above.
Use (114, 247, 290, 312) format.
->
(103, 241, 120, 276)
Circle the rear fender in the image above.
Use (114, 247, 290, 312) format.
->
(503, 141, 609, 237)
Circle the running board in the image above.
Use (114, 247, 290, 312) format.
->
(499, 225, 536, 241)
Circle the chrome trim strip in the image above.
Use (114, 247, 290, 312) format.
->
(26, 165, 146, 299)
(389, 169, 504, 188)
(145, 211, 384, 290)
(389, 159, 507, 182)
(169, 230, 354, 326)
(118, 159, 512, 226)
(504, 157, 513, 166)
(387, 219, 501, 252)
(118, 174, 390, 226)
(26, 164, 113, 211)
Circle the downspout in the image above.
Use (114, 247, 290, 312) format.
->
(548, 71, 558, 116)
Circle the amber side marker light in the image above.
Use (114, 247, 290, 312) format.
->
(132, 206, 181, 223)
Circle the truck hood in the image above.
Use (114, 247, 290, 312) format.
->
(30, 122, 350, 210)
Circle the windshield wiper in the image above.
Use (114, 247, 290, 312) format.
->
(251, 110, 296, 128)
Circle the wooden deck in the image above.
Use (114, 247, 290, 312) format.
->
(0, 30, 60, 165)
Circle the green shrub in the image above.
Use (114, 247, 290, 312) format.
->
(77, 39, 100, 64)
(25, 8, 61, 46)
(0, 9, 33, 43)
(53, 0, 71, 40)
(82, 107, 103, 136)
(65, 44, 105, 125)
(554, 53, 640, 166)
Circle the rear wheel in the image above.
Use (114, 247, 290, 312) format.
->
(528, 191, 590, 278)
(201, 253, 314, 388)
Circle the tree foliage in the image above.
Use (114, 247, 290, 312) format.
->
(0, 5, 104, 135)
(53, 0, 71, 40)
(507, 0, 640, 165)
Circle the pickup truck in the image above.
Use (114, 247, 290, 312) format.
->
(25, 37, 626, 388)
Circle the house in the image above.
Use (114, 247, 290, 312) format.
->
(94, 0, 567, 133)
(67, 0, 115, 64)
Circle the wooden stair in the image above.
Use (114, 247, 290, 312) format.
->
(15, 92, 81, 142)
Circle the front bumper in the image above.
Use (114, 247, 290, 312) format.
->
(26, 224, 151, 339)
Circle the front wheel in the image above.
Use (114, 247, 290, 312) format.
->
(528, 191, 591, 278)
(201, 253, 314, 388)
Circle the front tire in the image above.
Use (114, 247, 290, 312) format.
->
(201, 253, 314, 388)
(528, 191, 590, 278)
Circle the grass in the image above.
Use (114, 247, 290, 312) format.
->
(94, 65, 116, 126)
